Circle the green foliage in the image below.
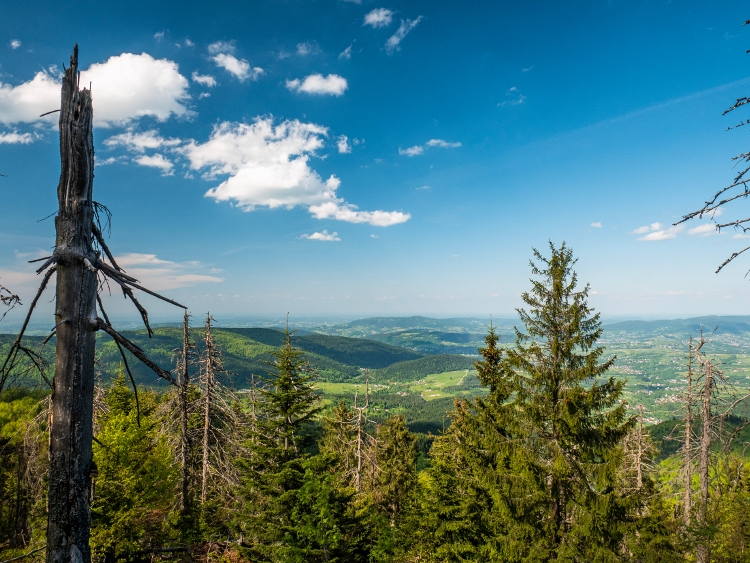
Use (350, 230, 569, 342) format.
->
(89, 372, 177, 561)
(372, 354, 476, 382)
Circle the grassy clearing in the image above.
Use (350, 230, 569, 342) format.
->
(315, 369, 478, 401)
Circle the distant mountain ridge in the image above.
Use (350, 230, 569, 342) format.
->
(603, 316, 750, 336)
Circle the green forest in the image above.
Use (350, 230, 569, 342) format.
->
(2, 243, 750, 563)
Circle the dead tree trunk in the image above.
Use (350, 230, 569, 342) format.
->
(684, 337, 694, 529)
(179, 311, 192, 516)
(201, 314, 215, 504)
(47, 45, 98, 563)
(697, 356, 714, 563)
(636, 404, 644, 491)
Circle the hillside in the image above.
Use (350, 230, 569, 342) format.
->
(372, 354, 477, 382)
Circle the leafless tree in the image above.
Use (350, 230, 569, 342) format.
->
(0, 46, 185, 563)
(675, 20, 750, 275)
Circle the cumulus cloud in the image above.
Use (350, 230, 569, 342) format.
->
(385, 16, 423, 53)
(399, 145, 424, 157)
(687, 223, 720, 237)
(336, 135, 352, 154)
(364, 8, 394, 28)
(211, 53, 263, 82)
(0, 131, 34, 144)
(104, 129, 182, 152)
(10, 40, 21, 50)
(400, 138, 460, 156)
(0, 53, 190, 128)
(114, 253, 223, 290)
(590, 221, 602, 228)
(182, 118, 410, 226)
(301, 230, 340, 241)
(286, 74, 348, 96)
(192, 72, 217, 87)
(133, 153, 174, 175)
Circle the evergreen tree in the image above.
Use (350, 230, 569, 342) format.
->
(238, 328, 327, 561)
(89, 372, 177, 562)
(504, 241, 633, 560)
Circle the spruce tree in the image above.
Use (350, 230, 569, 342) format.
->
(238, 328, 325, 561)
(504, 241, 633, 560)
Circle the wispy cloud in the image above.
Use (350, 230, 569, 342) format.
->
(426, 138, 461, 148)
(385, 16, 423, 53)
(113, 253, 223, 290)
(286, 74, 348, 96)
(0, 131, 34, 144)
(590, 221, 602, 228)
(522, 65, 534, 72)
(336, 135, 352, 154)
(104, 129, 182, 152)
(634, 223, 684, 241)
(498, 86, 526, 107)
(301, 230, 341, 241)
(296, 42, 319, 56)
(364, 8, 394, 28)
(399, 145, 424, 157)
(687, 223, 720, 237)
(339, 44, 353, 60)
(399, 138, 461, 156)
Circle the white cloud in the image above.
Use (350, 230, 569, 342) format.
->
(638, 225, 684, 241)
(208, 41, 235, 55)
(286, 74, 348, 96)
(192, 71, 217, 87)
(339, 45, 353, 60)
(0, 131, 34, 144)
(211, 53, 263, 82)
(687, 223, 720, 237)
(184, 39, 194, 47)
(632, 222, 663, 234)
(182, 118, 410, 227)
(732, 233, 750, 239)
(590, 221, 602, 228)
(301, 230, 341, 241)
(133, 153, 174, 176)
(522, 65, 534, 72)
(296, 42, 319, 56)
(385, 16, 423, 54)
(498, 87, 526, 106)
(336, 135, 352, 154)
(400, 139, 460, 156)
(364, 8, 394, 28)
(154, 31, 165, 40)
(415, 185, 430, 191)
(97, 156, 119, 165)
(0, 53, 190, 128)
(426, 138, 461, 148)
(10, 40, 21, 50)
(113, 253, 223, 290)
(399, 145, 424, 157)
(104, 129, 182, 152)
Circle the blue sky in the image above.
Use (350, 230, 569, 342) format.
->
(2, 0, 750, 323)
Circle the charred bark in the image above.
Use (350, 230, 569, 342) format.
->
(47, 45, 97, 563)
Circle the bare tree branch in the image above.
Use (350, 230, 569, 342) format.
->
(95, 317, 176, 385)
